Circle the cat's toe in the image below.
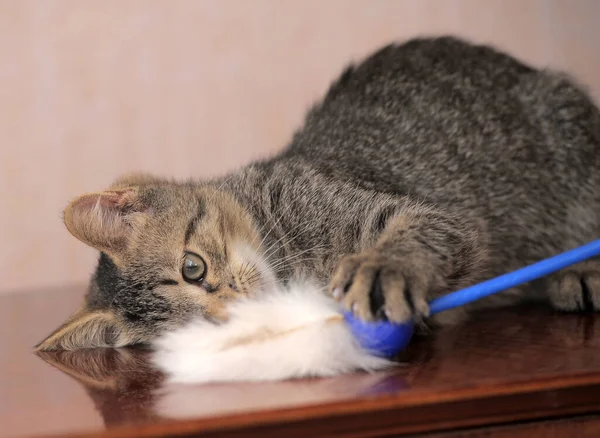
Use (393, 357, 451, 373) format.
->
(548, 264, 600, 312)
(329, 251, 429, 323)
(330, 253, 381, 322)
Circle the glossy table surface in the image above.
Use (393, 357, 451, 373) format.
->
(4, 285, 600, 438)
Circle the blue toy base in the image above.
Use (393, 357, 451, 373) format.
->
(343, 312, 414, 358)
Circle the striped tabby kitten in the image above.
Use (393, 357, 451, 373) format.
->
(37, 36, 600, 351)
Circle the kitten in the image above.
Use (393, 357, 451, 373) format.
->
(36, 36, 600, 351)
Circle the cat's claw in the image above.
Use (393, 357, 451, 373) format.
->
(330, 250, 433, 324)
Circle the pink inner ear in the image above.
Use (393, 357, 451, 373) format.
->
(102, 189, 136, 208)
(76, 190, 136, 212)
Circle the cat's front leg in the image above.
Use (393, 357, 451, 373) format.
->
(330, 201, 489, 325)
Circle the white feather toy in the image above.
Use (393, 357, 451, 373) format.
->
(151, 281, 395, 384)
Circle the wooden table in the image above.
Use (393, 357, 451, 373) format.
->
(4, 286, 600, 438)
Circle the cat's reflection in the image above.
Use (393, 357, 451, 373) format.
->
(36, 347, 409, 428)
(36, 347, 164, 427)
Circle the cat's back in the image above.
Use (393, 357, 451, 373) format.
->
(285, 36, 536, 161)
(316, 35, 534, 105)
(281, 36, 600, 204)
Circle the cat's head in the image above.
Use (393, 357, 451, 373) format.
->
(35, 173, 275, 351)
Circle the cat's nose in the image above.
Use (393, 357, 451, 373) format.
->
(229, 281, 239, 292)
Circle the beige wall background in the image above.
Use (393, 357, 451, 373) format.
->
(1, 0, 599, 295)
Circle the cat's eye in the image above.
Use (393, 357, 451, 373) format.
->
(182, 252, 206, 282)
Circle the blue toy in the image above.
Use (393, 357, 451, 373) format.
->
(344, 238, 600, 358)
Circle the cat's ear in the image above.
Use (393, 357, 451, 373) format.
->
(34, 308, 130, 351)
(63, 188, 147, 259)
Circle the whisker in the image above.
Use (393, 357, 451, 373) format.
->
(240, 264, 259, 282)
(253, 184, 308, 256)
(269, 244, 325, 264)
(269, 248, 326, 278)
(247, 259, 321, 283)
(244, 257, 323, 288)
(261, 226, 322, 265)
(242, 268, 258, 284)
(268, 257, 322, 273)
(238, 261, 251, 281)
(257, 186, 322, 258)
(260, 227, 298, 262)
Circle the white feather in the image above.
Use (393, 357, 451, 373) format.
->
(152, 281, 395, 383)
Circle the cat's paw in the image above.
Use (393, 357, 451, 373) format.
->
(329, 250, 437, 324)
(547, 261, 600, 311)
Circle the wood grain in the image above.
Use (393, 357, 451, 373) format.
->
(4, 286, 600, 437)
(426, 415, 600, 437)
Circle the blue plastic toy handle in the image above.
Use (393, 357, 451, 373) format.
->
(428, 238, 600, 315)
